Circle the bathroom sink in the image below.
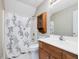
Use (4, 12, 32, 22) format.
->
(39, 35, 78, 55)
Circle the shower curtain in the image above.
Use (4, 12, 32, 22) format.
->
(5, 12, 33, 59)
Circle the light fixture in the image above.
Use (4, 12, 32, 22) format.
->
(50, 0, 57, 4)
(49, 0, 60, 5)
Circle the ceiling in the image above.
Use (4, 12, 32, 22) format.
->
(17, 0, 44, 8)
(49, 0, 78, 15)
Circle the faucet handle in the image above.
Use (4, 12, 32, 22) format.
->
(59, 35, 64, 40)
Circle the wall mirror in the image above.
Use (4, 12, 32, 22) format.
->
(50, 5, 78, 37)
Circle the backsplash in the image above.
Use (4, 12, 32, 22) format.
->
(5, 12, 34, 59)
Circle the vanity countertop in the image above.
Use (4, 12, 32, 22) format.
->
(38, 35, 78, 55)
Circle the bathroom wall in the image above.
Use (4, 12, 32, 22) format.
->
(4, 0, 36, 17)
(31, 17, 38, 40)
(0, 0, 4, 59)
(51, 4, 78, 36)
(35, 0, 50, 38)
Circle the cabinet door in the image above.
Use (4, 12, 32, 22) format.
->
(37, 12, 47, 33)
(37, 15, 43, 28)
(63, 52, 78, 59)
(39, 48, 50, 59)
(50, 56, 56, 59)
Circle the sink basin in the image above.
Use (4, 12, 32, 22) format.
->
(39, 35, 78, 55)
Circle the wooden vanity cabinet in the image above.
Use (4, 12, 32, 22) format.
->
(37, 12, 47, 34)
(39, 41, 78, 59)
(39, 41, 62, 59)
(39, 48, 50, 59)
(62, 51, 78, 59)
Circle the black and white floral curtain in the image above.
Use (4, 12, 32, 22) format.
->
(5, 12, 33, 59)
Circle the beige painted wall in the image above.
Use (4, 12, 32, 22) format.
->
(0, 0, 3, 59)
(51, 4, 78, 36)
(36, 0, 50, 38)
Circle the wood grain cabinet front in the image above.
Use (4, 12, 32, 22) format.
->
(37, 12, 47, 34)
(62, 51, 78, 59)
(39, 41, 78, 59)
(39, 48, 50, 59)
(50, 56, 57, 59)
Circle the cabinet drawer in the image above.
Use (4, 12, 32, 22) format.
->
(39, 41, 62, 59)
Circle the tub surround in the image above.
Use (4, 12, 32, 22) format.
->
(38, 35, 78, 55)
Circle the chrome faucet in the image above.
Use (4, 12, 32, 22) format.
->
(59, 35, 64, 41)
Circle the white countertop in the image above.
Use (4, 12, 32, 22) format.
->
(38, 35, 78, 55)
